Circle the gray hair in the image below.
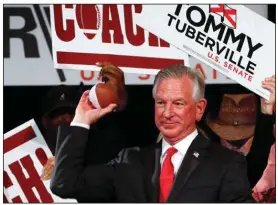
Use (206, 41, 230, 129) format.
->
(152, 64, 205, 102)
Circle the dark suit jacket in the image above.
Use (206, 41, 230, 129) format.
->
(51, 126, 254, 203)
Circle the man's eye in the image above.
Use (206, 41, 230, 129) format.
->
(156, 101, 164, 105)
(175, 102, 184, 106)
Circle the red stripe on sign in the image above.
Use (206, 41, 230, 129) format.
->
(224, 8, 236, 28)
(3, 194, 9, 203)
(4, 171, 13, 188)
(57, 51, 184, 69)
(224, 14, 236, 28)
(35, 148, 48, 166)
(12, 196, 23, 203)
(210, 4, 224, 13)
(4, 126, 36, 154)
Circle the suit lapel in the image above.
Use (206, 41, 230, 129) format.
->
(140, 142, 161, 203)
(167, 134, 210, 202)
(151, 142, 162, 202)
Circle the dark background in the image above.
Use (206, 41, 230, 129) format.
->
(4, 5, 276, 147)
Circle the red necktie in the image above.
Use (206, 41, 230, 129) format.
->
(159, 147, 177, 203)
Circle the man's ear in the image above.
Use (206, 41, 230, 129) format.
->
(195, 98, 207, 122)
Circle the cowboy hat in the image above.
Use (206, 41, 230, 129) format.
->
(206, 93, 258, 141)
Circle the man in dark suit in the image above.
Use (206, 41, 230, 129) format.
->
(50, 64, 254, 202)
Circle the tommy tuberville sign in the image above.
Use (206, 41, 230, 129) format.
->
(135, 4, 275, 99)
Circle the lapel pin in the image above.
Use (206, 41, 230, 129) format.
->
(193, 152, 199, 158)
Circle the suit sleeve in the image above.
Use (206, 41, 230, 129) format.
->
(219, 153, 255, 203)
(50, 126, 115, 201)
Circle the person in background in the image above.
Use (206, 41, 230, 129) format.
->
(206, 93, 258, 156)
(205, 75, 275, 201)
(41, 84, 79, 155)
(39, 85, 80, 180)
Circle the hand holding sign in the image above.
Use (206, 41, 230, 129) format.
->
(261, 75, 275, 115)
(97, 62, 125, 84)
(41, 156, 56, 181)
(97, 62, 128, 110)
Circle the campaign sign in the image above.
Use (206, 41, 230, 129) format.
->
(135, 4, 275, 99)
(4, 5, 268, 86)
(50, 4, 190, 75)
(3, 119, 76, 203)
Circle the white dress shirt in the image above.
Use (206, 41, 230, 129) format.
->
(70, 122, 90, 130)
(160, 129, 198, 175)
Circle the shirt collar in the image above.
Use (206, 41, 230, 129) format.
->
(161, 129, 198, 158)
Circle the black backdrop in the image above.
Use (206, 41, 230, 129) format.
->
(4, 83, 252, 146)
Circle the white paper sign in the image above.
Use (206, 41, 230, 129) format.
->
(135, 4, 275, 99)
(50, 4, 190, 75)
(189, 55, 236, 84)
(4, 119, 76, 203)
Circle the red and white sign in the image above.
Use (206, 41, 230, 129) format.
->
(50, 4, 189, 75)
(135, 5, 275, 99)
(4, 119, 76, 203)
(4, 4, 268, 86)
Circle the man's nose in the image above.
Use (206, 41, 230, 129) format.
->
(163, 104, 174, 118)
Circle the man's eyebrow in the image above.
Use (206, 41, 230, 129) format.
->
(155, 97, 187, 102)
(154, 95, 162, 99)
(173, 98, 186, 101)
(155, 98, 163, 101)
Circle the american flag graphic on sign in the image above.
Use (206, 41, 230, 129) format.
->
(209, 4, 237, 29)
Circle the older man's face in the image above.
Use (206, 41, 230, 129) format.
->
(154, 76, 206, 144)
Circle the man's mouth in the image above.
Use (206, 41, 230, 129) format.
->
(162, 122, 177, 127)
